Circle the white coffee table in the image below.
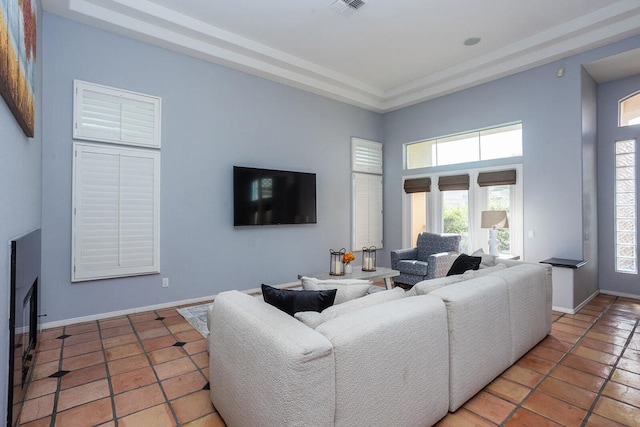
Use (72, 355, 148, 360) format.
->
(298, 266, 400, 290)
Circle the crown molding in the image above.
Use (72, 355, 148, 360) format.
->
(44, 0, 640, 113)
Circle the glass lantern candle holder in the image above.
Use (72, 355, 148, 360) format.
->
(362, 246, 377, 271)
(330, 248, 346, 276)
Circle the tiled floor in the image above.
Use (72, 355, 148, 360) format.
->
(17, 292, 640, 426)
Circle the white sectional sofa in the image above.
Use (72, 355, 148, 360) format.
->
(207, 260, 552, 426)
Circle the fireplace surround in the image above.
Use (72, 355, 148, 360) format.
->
(9, 228, 41, 427)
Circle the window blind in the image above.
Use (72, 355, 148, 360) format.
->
(404, 177, 431, 193)
(438, 174, 469, 191)
(73, 80, 162, 148)
(477, 169, 516, 187)
(72, 143, 160, 281)
(352, 138, 383, 174)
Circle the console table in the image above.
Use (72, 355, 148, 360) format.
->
(298, 266, 400, 290)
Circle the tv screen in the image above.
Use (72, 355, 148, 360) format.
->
(234, 166, 317, 226)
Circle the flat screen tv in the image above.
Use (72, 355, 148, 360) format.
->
(234, 166, 317, 226)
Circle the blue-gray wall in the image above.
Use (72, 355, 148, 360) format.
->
(382, 35, 640, 309)
(39, 12, 640, 325)
(597, 73, 640, 296)
(0, 2, 42, 422)
(41, 13, 382, 323)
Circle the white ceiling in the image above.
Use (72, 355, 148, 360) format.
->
(42, 0, 640, 112)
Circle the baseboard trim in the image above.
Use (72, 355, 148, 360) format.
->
(552, 289, 600, 315)
(598, 289, 640, 300)
(40, 281, 299, 330)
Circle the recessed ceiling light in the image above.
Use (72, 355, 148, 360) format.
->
(464, 37, 481, 46)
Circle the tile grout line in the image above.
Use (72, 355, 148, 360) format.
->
(98, 318, 120, 427)
(579, 307, 640, 426)
(497, 299, 617, 426)
(126, 309, 183, 426)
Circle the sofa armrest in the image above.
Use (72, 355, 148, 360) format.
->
(208, 291, 335, 427)
(427, 251, 459, 278)
(316, 295, 449, 427)
(390, 247, 418, 270)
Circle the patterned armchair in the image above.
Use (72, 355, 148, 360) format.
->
(390, 232, 461, 286)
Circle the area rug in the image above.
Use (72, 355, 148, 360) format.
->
(177, 303, 212, 338)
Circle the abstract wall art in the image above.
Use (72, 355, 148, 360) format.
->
(0, 0, 36, 137)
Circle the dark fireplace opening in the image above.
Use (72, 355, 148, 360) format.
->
(9, 228, 41, 427)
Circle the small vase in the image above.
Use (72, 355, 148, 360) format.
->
(344, 263, 353, 274)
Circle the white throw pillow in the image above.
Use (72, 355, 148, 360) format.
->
(472, 248, 497, 268)
(295, 287, 405, 329)
(300, 276, 372, 304)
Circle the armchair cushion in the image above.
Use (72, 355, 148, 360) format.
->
(417, 233, 462, 262)
(397, 260, 429, 276)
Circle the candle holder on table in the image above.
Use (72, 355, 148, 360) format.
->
(362, 246, 377, 271)
(330, 248, 346, 276)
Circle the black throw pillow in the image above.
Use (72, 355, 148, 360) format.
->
(261, 284, 337, 316)
(446, 254, 482, 276)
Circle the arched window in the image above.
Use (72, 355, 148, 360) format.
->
(620, 91, 640, 127)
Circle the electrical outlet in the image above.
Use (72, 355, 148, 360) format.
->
(162, 278, 169, 288)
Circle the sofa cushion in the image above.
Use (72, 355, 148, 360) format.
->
(295, 287, 405, 329)
(446, 254, 481, 276)
(397, 260, 429, 276)
(407, 275, 464, 296)
(261, 284, 336, 316)
(300, 276, 372, 304)
(461, 262, 507, 279)
(472, 248, 497, 268)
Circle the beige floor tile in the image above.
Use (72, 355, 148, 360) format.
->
(19, 393, 56, 424)
(463, 391, 515, 424)
(170, 390, 215, 424)
(114, 383, 166, 418)
(182, 412, 227, 427)
(105, 342, 144, 361)
(108, 353, 150, 376)
(111, 366, 157, 394)
(523, 391, 586, 427)
(60, 363, 107, 390)
(118, 403, 176, 427)
(53, 397, 113, 427)
(57, 379, 111, 412)
(161, 370, 208, 400)
(593, 396, 640, 426)
(154, 357, 197, 381)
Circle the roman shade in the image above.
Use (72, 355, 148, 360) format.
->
(438, 175, 469, 191)
(404, 177, 431, 193)
(477, 169, 517, 187)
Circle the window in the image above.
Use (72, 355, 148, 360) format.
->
(405, 123, 522, 169)
(73, 80, 162, 148)
(352, 138, 383, 250)
(72, 143, 161, 281)
(615, 139, 637, 274)
(403, 166, 522, 256)
(620, 91, 640, 127)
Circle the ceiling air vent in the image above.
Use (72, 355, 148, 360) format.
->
(330, 0, 366, 16)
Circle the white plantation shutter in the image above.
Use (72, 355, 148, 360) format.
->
(72, 143, 160, 281)
(353, 173, 383, 249)
(73, 80, 161, 148)
(351, 137, 383, 251)
(352, 137, 383, 174)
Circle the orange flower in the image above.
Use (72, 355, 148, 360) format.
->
(342, 252, 355, 264)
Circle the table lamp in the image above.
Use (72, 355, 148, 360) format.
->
(481, 210, 509, 256)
